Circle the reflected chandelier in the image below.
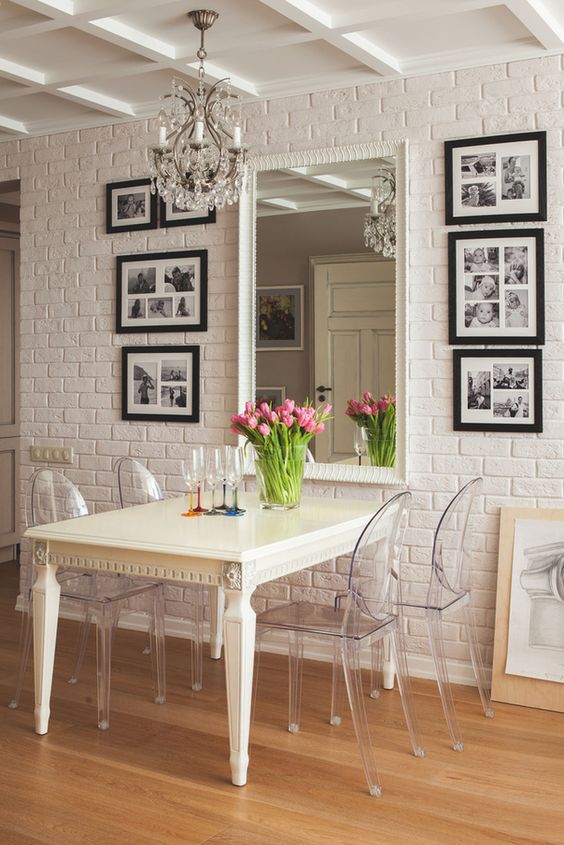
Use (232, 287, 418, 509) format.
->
(147, 9, 248, 212)
(364, 168, 396, 258)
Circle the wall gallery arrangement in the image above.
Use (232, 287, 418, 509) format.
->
(106, 179, 216, 420)
(445, 130, 546, 434)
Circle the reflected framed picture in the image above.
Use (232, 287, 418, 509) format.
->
(106, 179, 158, 234)
(116, 249, 207, 333)
(448, 229, 544, 345)
(121, 345, 200, 422)
(493, 507, 564, 712)
(445, 131, 547, 225)
(159, 199, 216, 228)
(256, 386, 286, 407)
(256, 285, 303, 351)
(453, 349, 542, 432)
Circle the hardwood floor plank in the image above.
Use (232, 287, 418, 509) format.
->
(1, 561, 563, 845)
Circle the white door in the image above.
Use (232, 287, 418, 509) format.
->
(313, 257, 395, 463)
(0, 236, 20, 561)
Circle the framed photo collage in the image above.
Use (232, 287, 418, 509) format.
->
(445, 131, 546, 433)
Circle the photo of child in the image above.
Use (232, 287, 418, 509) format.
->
(148, 298, 173, 319)
(467, 370, 491, 410)
(461, 182, 496, 208)
(505, 290, 528, 328)
(465, 301, 500, 329)
(493, 392, 529, 418)
(464, 246, 499, 273)
(501, 155, 530, 200)
(464, 275, 499, 300)
(504, 246, 528, 284)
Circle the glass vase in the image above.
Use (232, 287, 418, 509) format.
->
(254, 444, 307, 510)
(362, 428, 396, 468)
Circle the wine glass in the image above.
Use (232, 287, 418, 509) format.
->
(224, 446, 245, 517)
(204, 446, 223, 516)
(181, 446, 205, 517)
(353, 427, 367, 467)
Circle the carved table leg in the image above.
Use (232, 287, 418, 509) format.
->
(32, 543, 61, 735)
(208, 585, 225, 660)
(222, 561, 256, 786)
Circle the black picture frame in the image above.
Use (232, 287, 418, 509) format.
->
(106, 179, 158, 234)
(159, 199, 216, 228)
(256, 286, 304, 351)
(121, 345, 200, 422)
(116, 249, 208, 334)
(453, 349, 542, 433)
(448, 228, 545, 345)
(445, 131, 547, 225)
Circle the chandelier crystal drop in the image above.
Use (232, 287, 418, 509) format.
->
(147, 9, 248, 212)
(364, 168, 396, 258)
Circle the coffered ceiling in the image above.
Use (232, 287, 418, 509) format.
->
(0, 0, 562, 141)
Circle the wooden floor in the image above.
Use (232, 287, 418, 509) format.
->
(0, 562, 562, 845)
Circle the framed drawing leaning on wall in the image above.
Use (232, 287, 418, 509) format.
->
(453, 349, 542, 433)
(448, 229, 545, 345)
(444, 131, 547, 225)
(493, 507, 564, 713)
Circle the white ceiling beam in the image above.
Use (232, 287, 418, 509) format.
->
(88, 18, 176, 60)
(57, 85, 135, 116)
(0, 114, 29, 134)
(256, 0, 401, 76)
(0, 58, 46, 86)
(505, 0, 564, 49)
(330, 1, 502, 33)
(185, 61, 259, 97)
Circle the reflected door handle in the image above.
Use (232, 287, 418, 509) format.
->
(316, 385, 332, 392)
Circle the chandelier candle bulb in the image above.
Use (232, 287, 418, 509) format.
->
(232, 125, 242, 149)
(158, 125, 167, 146)
(194, 120, 204, 144)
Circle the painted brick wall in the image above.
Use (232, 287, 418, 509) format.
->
(3, 53, 563, 677)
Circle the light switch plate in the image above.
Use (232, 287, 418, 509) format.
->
(30, 446, 73, 464)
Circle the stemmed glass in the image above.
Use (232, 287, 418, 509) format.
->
(204, 446, 223, 516)
(353, 427, 367, 467)
(224, 446, 245, 517)
(181, 446, 205, 517)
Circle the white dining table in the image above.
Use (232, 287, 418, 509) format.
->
(26, 492, 379, 786)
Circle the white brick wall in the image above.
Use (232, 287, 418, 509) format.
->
(3, 54, 563, 672)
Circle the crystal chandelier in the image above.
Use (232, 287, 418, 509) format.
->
(147, 9, 248, 212)
(364, 168, 396, 258)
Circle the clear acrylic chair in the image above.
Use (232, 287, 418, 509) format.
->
(113, 456, 204, 691)
(396, 477, 494, 751)
(255, 491, 424, 797)
(9, 468, 166, 730)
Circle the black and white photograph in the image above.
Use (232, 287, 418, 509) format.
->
(122, 346, 199, 422)
(164, 264, 195, 292)
(453, 349, 542, 432)
(449, 229, 544, 344)
(106, 179, 158, 234)
(493, 362, 529, 390)
(445, 131, 546, 224)
(501, 155, 530, 200)
(504, 245, 529, 284)
(493, 391, 529, 419)
(116, 250, 207, 333)
(466, 370, 491, 410)
(127, 298, 146, 320)
(461, 152, 496, 177)
(159, 198, 216, 229)
(127, 267, 156, 295)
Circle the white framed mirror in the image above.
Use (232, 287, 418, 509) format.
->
(238, 141, 408, 486)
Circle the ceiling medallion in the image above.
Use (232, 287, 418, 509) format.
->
(148, 9, 248, 212)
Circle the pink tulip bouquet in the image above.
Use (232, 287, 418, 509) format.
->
(230, 399, 332, 509)
(345, 392, 396, 467)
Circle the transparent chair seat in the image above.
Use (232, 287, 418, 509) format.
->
(255, 492, 424, 797)
(398, 583, 470, 612)
(9, 468, 166, 730)
(113, 456, 204, 691)
(258, 601, 397, 640)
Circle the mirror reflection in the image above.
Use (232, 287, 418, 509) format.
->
(255, 158, 396, 465)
